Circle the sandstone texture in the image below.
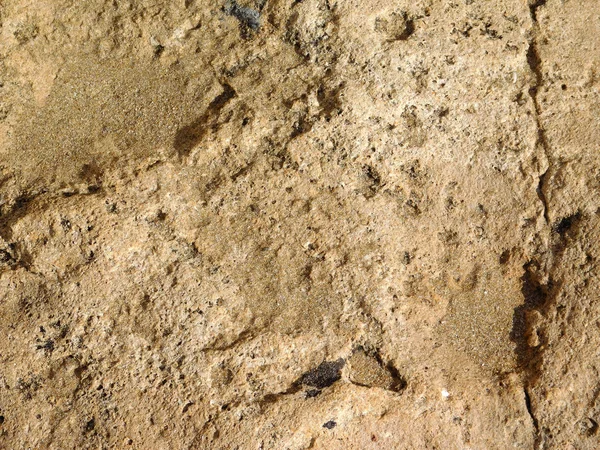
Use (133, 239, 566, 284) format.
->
(0, 0, 599, 448)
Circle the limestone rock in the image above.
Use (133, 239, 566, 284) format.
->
(0, 0, 598, 448)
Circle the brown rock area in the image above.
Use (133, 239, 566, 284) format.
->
(0, 0, 599, 448)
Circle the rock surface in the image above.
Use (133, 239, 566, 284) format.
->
(0, 0, 599, 448)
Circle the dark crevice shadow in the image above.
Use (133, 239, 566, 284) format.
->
(173, 83, 237, 158)
(510, 212, 583, 448)
(510, 261, 549, 372)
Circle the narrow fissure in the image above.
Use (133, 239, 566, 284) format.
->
(524, 386, 542, 449)
(512, 3, 553, 447)
(526, 3, 551, 226)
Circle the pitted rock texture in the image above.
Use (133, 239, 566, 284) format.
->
(0, 0, 599, 449)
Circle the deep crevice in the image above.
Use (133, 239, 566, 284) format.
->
(524, 387, 538, 428)
(298, 359, 345, 389)
(514, 5, 555, 446)
(524, 387, 540, 439)
(526, 37, 550, 225)
(529, 0, 547, 23)
(511, 261, 548, 370)
(536, 169, 550, 225)
(526, 1, 551, 226)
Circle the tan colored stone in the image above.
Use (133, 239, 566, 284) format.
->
(0, 0, 598, 448)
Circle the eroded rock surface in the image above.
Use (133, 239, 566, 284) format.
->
(0, 0, 599, 448)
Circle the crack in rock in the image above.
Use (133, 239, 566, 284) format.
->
(527, 1, 551, 226)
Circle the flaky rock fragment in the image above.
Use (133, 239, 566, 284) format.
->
(347, 348, 404, 392)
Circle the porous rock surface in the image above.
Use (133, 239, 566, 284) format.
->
(0, 0, 599, 448)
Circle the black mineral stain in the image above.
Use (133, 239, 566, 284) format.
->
(35, 339, 55, 354)
(305, 389, 321, 398)
(223, 1, 261, 38)
(323, 420, 336, 429)
(300, 359, 345, 389)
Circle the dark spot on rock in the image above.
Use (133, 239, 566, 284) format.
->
(521, 262, 547, 309)
(105, 201, 118, 213)
(0, 249, 14, 264)
(300, 359, 345, 389)
(511, 261, 549, 369)
(36, 339, 55, 354)
(173, 83, 236, 158)
(79, 162, 103, 185)
(210, 84, 237, 112)
(553, 212, 581, 235)
(436, 106, 449, 118)
(385, 361, 407, 392)
(305, 389, 321, 398)
(514, 91, 526, 105)
(316, 83, 344, 120)
(84, 417, 95, 433)
(578, 417, 599, 436)
(224, 0, 260, 38)
(361, 164, 382, 198)
(0, 415, 4, 425)
(323, 420, 336, 429)
(156, 210, 167, 221)
(398, 17, 414, 40)
(154, 44, 165, 58)
(14, 23, 39, 44)
(401, 251, 412, 265)
(363, 165, 381, 186)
